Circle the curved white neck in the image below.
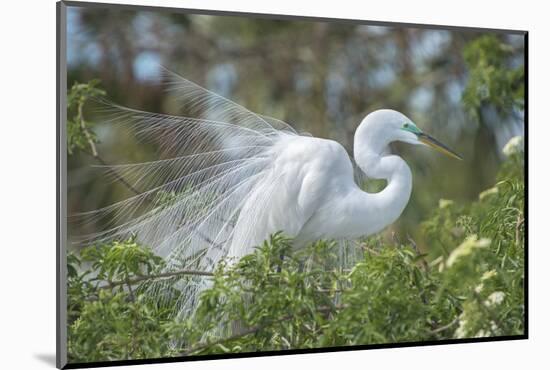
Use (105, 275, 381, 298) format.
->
(349, 130, 413, 236)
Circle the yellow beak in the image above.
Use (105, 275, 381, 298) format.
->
(418, 133, 463, 160)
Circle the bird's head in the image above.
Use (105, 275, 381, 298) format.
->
(357, 109, 463, 160)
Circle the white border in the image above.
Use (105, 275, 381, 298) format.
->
(2, 0, 547, 369)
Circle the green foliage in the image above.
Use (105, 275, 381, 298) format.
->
(462, 35, 524, 120)
(69, 291, 175, 362)
(185, 234, 343, 354)
(421, 148, 524, 338)
(321, 246, 442, 345)
(67, 239, 179, 363)
(79, 239, 163, 284)
(67, 79, 105, 155)
(67, 152, 524, 362)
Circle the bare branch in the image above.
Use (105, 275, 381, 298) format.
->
(430, 317, 459, 334)
(99, 269, 215, 290)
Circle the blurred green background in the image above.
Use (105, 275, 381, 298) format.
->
(66, 5, 525, 250)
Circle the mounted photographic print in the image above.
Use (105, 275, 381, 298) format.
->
(56, 1, 527, 368)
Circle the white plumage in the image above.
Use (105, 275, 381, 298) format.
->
(76, 70, 461, 317)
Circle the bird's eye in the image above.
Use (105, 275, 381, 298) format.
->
(403, 123, 410, 128)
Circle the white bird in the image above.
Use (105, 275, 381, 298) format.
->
(78, 71, 462, 317)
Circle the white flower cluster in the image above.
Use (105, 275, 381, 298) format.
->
(446, 235, 491, 267)
(502, 135, 524, 157)
(485, 291, 506, 307)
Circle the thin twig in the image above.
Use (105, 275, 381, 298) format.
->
(98, 269, 215, 290)
(407, 234, 429, 272)
(126, 279, 135, 302)
(391, 231, 401, 245)
(316, 288, 344, 293)
(99, 267, 351, 292)
(91, 153, 142, 195)
(78, 101, 98, 157)
(361, 244, 380, 256)
(78, 100, 142, 195)
(429, 317, 459, 334)
(82, 148, 141, 195)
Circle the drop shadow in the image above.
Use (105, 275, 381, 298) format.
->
(34, 353, 57, 367)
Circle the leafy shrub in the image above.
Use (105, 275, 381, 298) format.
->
(67, 240, 179, 362)
(67, 148, 524, 362)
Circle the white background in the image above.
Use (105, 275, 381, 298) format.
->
(0, 0, 547, 368)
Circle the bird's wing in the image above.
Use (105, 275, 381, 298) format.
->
(72, 71, 306, 316)
(225, 136, 322, 259)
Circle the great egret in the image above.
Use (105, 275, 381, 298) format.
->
(79, 71, 462, 316)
